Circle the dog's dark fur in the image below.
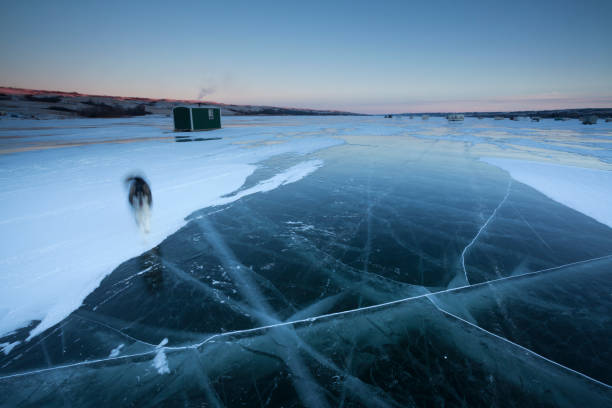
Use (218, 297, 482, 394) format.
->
(125, 175, 153, 233)
(126, 176, 152, 208)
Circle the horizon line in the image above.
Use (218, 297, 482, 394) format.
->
(1, 85, 611, 116)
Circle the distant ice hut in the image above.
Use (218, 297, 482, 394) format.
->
(173, 107, 221, 131)
(446, 114, 464, 121)
(581, 115, 598, 125)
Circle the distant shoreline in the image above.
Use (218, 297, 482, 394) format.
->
(0, 86, 363, 119)
(393, 108, 612, 120)
(0, 86, 611, 120)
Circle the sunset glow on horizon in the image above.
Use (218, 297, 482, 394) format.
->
(1, 0, 611, 114)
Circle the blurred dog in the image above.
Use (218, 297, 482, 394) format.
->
(125, 175, 152, 233)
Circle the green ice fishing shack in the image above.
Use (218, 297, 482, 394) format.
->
(173, 106, 221, 131)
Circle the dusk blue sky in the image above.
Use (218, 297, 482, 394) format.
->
(1, 0, 611, 113)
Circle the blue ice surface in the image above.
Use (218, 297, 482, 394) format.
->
(0, 115, 611, 407)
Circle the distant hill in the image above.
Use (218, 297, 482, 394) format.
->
(0, 87, 361, 119)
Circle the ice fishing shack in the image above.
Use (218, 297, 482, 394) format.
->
(173, 106, 221, 131)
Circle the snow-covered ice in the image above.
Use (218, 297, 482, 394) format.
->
(152, 348, 170, 375)
(0, 341, 20, 355)
(0, 115, 611, 407)
(482, 157, 612, 228)
(108, 343, 124, 358)
(0, 116, 342, 339)
(152, 337, 170, 374)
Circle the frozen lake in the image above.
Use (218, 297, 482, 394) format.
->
(0, 115, 611, 406)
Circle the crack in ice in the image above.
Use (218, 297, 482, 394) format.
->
(196, 218, 330, 408)
(1, 253, 611, 382)
(72, 314, 159, 348)
(511, 202, 554, 252)
(425, 296, 612, 389)
(460, 180, 512, 285)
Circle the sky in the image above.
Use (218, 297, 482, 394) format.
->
(1, 0, 611, 114)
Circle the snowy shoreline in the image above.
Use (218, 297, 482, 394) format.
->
(482, 157, 612, 229)
(1, 115, 611, 341)
(0, 118, 343, 339)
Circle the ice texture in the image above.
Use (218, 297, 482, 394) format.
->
(482, 157, 612, 228)
(0, 341, 20, 355)
(0, 115, 611, 406)
(108, 343, 124, 358)
(1, 257, 611, 406)
(0, 116, 342, 339)
(152, 349, 170, 375)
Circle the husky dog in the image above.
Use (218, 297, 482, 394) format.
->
(125, 175, 152, 233)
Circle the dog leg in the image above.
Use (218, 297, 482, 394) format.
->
(140, 202, 151, 233)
